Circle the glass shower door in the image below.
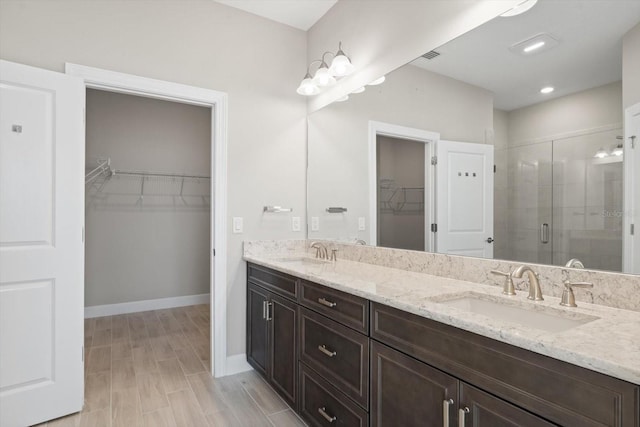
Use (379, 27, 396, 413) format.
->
(506, 142, 553, 265)
(552, 129, 623, 271)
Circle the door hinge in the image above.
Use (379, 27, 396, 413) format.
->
(431, 156, 437, 165)
(631, 224, 635, 236)
(431, 223, 437, 233)
(82, 226, 85, 243)
(630, 135, 636, 149)
(493, 165, 497, 173)
(213, 249, 216, 256)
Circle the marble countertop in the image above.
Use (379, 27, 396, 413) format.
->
(244, 253, 640, 385)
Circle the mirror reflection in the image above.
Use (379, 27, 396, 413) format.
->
(307, 0, 640, 274)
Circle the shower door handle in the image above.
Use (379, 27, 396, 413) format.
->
(540, 223, 550, 244)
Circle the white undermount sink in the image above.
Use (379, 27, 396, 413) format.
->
(433, 292, 599, 333)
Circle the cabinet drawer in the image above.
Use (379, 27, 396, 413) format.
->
(299, 279, 368, 333)
(371, 302, 639, 427)
(247, 263, 298, 300)
(300, 308, 369, 409)
(299, 363, 368, 427)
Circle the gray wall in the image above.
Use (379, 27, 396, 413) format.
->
(623, 22, 640, 109)
(85, 89, 210, 306)
(0, 0, 307, 357)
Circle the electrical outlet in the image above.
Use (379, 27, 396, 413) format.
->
(292, 216, 301, 232)
(232, 217, 243, 234)
(311, 216, 319, 231)
(358, 217, 366, 231)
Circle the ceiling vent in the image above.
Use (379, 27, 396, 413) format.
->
(421, 50, 440, 60)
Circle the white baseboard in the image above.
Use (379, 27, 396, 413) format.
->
(85, 293, 210, 318)
(225, 354, 252, 376)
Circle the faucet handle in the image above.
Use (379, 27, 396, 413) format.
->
(330, 249, 338, 262)
(560, 280, 593, 307)
(490, 270, 516, 296)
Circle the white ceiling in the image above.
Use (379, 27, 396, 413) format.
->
(411, 0, 640, 111)
(213, 0, 337, 31)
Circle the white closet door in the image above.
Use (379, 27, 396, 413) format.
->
(435, 140, 494, 258)
(0, 60, 85, 427)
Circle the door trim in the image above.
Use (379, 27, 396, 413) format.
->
(65, 63, 229, 377)
(368, 121, 439, 249)
(624, 102, 640, 274)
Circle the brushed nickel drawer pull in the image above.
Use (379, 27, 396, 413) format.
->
(318, 406, 336, 423)
(458, 407, 470, 427)
(262, 300, 267, 319)
(443, 399, 454, 427)
(318, 297, 337, 308)
(318, 344, 337, 358)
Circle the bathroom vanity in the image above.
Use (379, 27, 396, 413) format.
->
(244, 244, 640, 427)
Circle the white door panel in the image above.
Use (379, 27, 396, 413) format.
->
(0, 60, 84, 427)
(436, 140, 494, 258)
(624, 103, 640, 274)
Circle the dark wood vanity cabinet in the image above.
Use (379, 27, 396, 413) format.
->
(246, 266, 299, 409)
(247, 263, 640, 427)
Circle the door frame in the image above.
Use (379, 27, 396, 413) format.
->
(65, 63, 229, 377)
(368, 120, 439, 250)
(624, 102, 640, 274)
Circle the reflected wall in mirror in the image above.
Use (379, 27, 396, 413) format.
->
(307, 0, 640, 274)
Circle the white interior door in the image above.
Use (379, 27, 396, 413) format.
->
(624, 103, 640, 274)
(0, 60, 84, 426)
(436, 140, 494, 258)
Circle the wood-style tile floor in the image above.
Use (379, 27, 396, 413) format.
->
(36, 304, 305, 427)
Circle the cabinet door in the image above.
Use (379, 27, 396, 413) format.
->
(371, 341, 458, 427)
(247, 282, 269, 376)
(459, 383, 556, 427)
(269, 293, 298, 408)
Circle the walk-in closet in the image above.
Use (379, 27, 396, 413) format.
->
(84, 89, 212, 372)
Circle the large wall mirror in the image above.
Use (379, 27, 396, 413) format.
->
(307, 0, 640, 274)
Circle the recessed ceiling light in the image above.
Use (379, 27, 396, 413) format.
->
(501, 0, 538, 17)
(540, 87, 554, 94)
(523, 41, 545, 53)
(368, 76, 386, 86)
(509, 33, 559, 56)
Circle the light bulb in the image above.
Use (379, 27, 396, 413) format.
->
(501, 0, 538, 17)
(540, 86, 554, 94)
(612, 145, 623, 156)
(368, 76, 386, 86)
(594, 148, 608, 159)
(296, 76, 319, 96)
(330, 54, 354, 77)
(313, 65, 336, 87)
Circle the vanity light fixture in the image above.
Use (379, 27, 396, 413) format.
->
(336, 95, 349, 102)
(351, 87, 365, 94)
(501, 0, 538, 17)
(540, 86, 554, 94)
(368, 76, 386, 86)
(297, 42, 354, 96)
(594, 148, 608, 159)
(612, 144, 624, 156)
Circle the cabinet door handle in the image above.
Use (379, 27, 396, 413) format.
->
(540, 223, 549, 244)
(318, 344, 337, 358)
(458, 407, 470, 427)
(262, 300, 267, 319)
(443, 399, 454, 427)
(318, 406, 336, 423)
(265, 302, 273, 321)
(318, 297, 337, 308)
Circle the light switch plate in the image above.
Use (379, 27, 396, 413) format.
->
(232, 217, 243, 234)
(358, 217, 366, 231)
(311, 216, 319, 231)
(292, 216, 301, 232)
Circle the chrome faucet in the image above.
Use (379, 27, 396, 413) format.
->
(565, 258, 585, 269)
(512, 265, 544, 301)
(355, 239, 366, 245)
(310, 241, 328, 259)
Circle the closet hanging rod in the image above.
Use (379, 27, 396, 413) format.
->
(111, 170, 211, 179)
(85, 158, 112, 185)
